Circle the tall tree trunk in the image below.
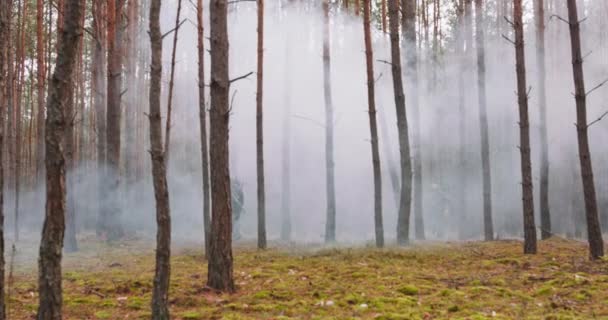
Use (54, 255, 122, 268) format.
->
(0, 0, 9, 318)
(363, 0, 384, 248)
(164, 0, 182, 168)
(62, 0, 78, 253)
(105, 0, 125, 241)
(36, 0, 45, 184)
(566, 0, 604, 259)
(197, 0, 211, 257)
(207, 0, 235, 293)
(149, 0, 171, 316)
(37, 0, 85, 317)
(280, 30, 292, 242)
(533, 0, 551, 240)
(125, 0, 138, 188)
(456, 0, 467, 240)
(389, 0, 413, 245)
(14, 0, 26, 243)
(475, 0, 493, 241)
(381, 0, 387, 33)
(92, 0, 107, 237)
(256, 0, 267, 249)
(322, 0, 337, 244)
(402, 0, 424, 240)
(513, 0, 537, 254)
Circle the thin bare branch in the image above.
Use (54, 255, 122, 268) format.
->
(586, 110, 608, 128)
(585, 78, 608, 97)
(229, 71, 254, 84)
(501, 34, 516, 45)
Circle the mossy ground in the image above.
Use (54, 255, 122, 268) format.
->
(9, 238, 608, 319)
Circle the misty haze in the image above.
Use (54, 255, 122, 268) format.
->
(0, 0, 608, 318)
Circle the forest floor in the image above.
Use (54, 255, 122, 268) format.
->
(8, 237, 608, 319)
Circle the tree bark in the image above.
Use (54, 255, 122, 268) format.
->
(389, 0, 413, 245)
(125, 0, 138, 188)
(36, 0, 45, 184)
(164, 0, 182, 168)
(456, 0, 467, 240)
(533, 0, 551, 240)
(402, 0, 424, 240)
(0, 0, 9, 318)
(280, 24, 292, 242)
(475, 0, 493, 241)
(256, 0, 267, 249)
(363, 0, 384, 248)
(37, 0, 85, 317)
(149, 0, 172, 316)
(322, 0, 337, 244)
(92, 0, 107, 237)
(197, 0, 211, 257)
(513, 0, 537, 254)
(207, 0, 235, 293)
(566, 0, 604, 259)
(105, 0, 125, 241)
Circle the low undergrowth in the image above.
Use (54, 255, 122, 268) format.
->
(9, 238, 608, 319)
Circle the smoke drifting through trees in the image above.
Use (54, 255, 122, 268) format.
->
(2, 0, 608, 255)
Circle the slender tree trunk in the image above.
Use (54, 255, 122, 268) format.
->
(256, 0, 267, 249)
(36, 0, 45, 183)
(354, 0, 360, 15)
(533, 0, 551, 240)
(207, 0, 235, 293)
(105, 0, 125, 241)
(62, 0, 79, 253)
(402, 0, 424, 240)
(475, 0, 493, 241)
(363, 0, 384, 248)
(0, 0, 9, 317)
(14, 0, 25, 243)
(513, 0, 537, 254)
(125, 0, 138, 188)
(164, 0, 182, 168)
(322, 0, 337, 244)
(566, 0, 604, 259)
(389, 0, 413, 245)
(197, 0, 211, 257)
(381, 0, 387, 33)
(280, 30, 292, 242)
(37, 0, 85, 317)
(456, 0, 467, 240)
(149, 0, 171, 315)
(92, 0, 107, 237)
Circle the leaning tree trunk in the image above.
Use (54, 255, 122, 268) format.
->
(566, 0, 604, 260)
(513, 0, 537, 254)
(207, 0, 235, 293)
(163, 0, 182, 168)
(0, 1, 9, 318)
(322, 0, 337, 244)
(475, 0, 493, 241)
(197, 0, 211, 257)
(105, 0, 125, 241)
(363, 0, 384, 248)
(37, 0, 85, 317)
(148, 0, 172, 316)
(256, 0, 267, 249)
(402, 0, 424, 240)
(389, 0, 413, 245)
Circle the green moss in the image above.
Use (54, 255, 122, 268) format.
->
(181, 311, 203, 320)
(397, 285, 419, 296)
(447, 305, 460, 313)
(94, 311, 112, 319)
